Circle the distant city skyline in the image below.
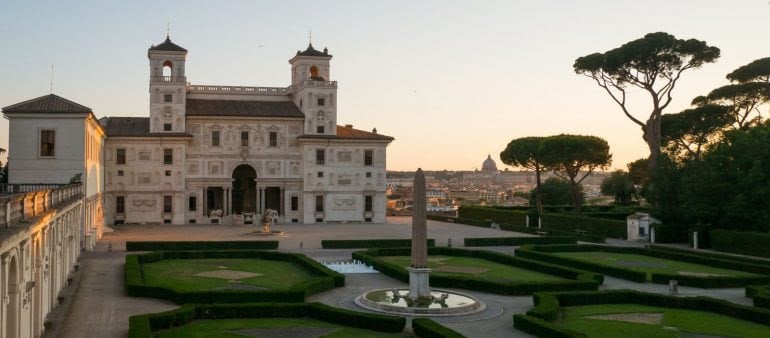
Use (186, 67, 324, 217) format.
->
(1, 1, 769, 170)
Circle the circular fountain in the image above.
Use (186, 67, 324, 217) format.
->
(355, 288, 485, 316)
(355, 169, 484, 317)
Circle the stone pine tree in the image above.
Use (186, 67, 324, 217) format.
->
(693, 57, 770, 129)
(574, 32, 720, 169)
(540, 134, 612, 213)
(500, 137, 553, 214)
(661, 104, 732, 161)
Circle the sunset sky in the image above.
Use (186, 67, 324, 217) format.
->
(1, 1, 769, 170)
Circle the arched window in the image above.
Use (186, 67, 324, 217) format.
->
(309, 66, 319, 79)
(163, 60, 173, 77)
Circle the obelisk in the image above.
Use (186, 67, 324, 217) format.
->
(408, 168, 432, 301)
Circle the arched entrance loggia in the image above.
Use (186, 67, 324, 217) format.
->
(232, 164, 257, 214)
(6, 255, 19, 338)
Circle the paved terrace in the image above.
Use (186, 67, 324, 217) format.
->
(54, 217, 756, 338)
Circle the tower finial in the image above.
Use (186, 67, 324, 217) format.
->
(166, 21, 170, 38)
(309, 28, 312, 45)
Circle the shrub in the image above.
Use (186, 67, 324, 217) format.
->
(649, 245, 770, 266)
(518, 244, 770, 287)
(126, 240, 279, 251)
(412, 318, 466, 338)
(129, 302, 406, 336)
(651, 224, 688, 243)
(540, 213, 627, 239)
(514, 289, 770, 337)
(321, 238, 436, 249)
(125, 250, 343, 304)
(458, 205, 528, 225)
(352, 247, 600, 295)
(710, 229, 770, 258)
(464, 236, 576, 247)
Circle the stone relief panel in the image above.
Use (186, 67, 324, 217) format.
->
(138, 174, 152, 185)
(265, 161, 281, 176)
(188, 163, 198, 175)
(209, 161, 223, 175)
(138, 149, 151, 161)
(337, 151, 352, 163)
(288, 125, 300, 135)
(331, 195, 357, 210)
(130, 198, 157, 211)
(290, 161, 299, 176)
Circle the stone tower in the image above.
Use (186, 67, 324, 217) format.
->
(148, 35, 188, 133)
(289, 43, 337, 136)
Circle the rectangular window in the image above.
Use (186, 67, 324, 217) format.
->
(164, 94, 173, 103)
(365, 195, 373, 212)
(164, 123, 172, 131)
(116, 148, 126, 165)
(364, 150, 374, 166)
(317, 98, 325, 106)
(117, 170, 124, 177)
(163, 195, 173, 213)
(163, 148, 173, 164)
(315, 195, 324, 212)
(40, 130, 55, 157)
(188, 196, 197, 211)
(317, 171, 324, 178)
(366, 172, 372, 178)
(316, 125, 325, 134)
(116, 196, 125, 214)
(212, 130, 220, 147)
(316, 149, 325, 165)
(241, 131, 249, 146)
(269, 131, 278, 147)
(291, 196, 298, 211)
(165, 170, 171, 176)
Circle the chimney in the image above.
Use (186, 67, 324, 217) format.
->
(372, 128, 378, 134)
(345, 124, 353, 129)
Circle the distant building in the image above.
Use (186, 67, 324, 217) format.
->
(481, 154, 498, 173)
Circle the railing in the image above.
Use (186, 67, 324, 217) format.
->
(0, 183, 83, 229)
(187, 84, 291, 95)
(151, 76, 187, 84)
(292, 80, 337, 92)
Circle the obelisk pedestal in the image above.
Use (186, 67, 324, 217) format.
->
(408, 168, 433, 302)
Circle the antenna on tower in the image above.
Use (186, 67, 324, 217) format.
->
(50, 64, 54, 94)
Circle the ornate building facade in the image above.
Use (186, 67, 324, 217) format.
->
(3, 36, 393, 227)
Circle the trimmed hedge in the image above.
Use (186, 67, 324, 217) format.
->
(747, 285, 770, 309)
(126, 240, 279, 251)
(649, 245, 770, 266)
(352, 247, 601, 296)
(711, 229, 770, 259)
(517, 244, 770, 287)
(540, 213, 627, 239)
(458, 205, 528, 225)
(499, 223, 606, 243)
(651, 224, 688, 243)
(514, 289, 770, 338)
(129, 302, 406, 338)
(125, 250, 344, 304)
(464, 236, 576, 247)
(451, 217, 492, 227)
(321, 238, 436, 249)
(412, 318, 466, 338)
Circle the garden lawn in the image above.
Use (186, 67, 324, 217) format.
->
(141, 258, 315, 292)
(557, 303, 770, 338)
(380, 255, 566, 282)
(552, 251, 760, 279)
(154, 317, 414, 338)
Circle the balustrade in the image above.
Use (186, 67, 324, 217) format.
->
(0, 183, 83, 229)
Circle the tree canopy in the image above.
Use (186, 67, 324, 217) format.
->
(500, 136, 555, 214)
(574, 32, 720, 168)
(601, 170, 636, 206)
(540, 134, 612, 213)
(661, 104, 731, 161)
(530, 177, 577, 207)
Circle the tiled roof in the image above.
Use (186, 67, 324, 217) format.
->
(296, 43, 331, 57)
(2, 94, 91, 114)
(100, 117, 190, 137)
(149, 36, 188, 52)
(298, 125, 394, 141)
(186, 99, 304, 118)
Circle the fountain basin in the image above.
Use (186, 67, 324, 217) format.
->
(355, 288, 485, 316)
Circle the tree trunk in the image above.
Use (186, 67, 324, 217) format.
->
(535, 168, 543, 215)
(643, 116, 661, 170)
(570, 178, 582, 214)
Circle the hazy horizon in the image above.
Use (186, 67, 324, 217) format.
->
(2, 1, 769, 171)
